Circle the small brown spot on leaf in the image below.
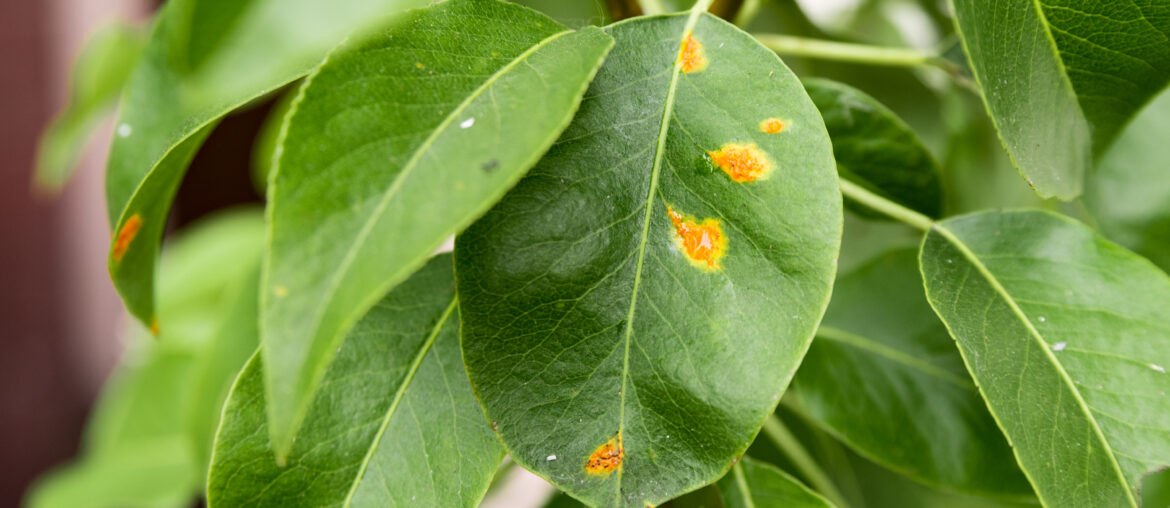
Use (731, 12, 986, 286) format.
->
(112, 214, 143, 262)
(759, 118, 786, 134)
(586, 434, 623, 475)
(709, 143, 772, 182)
(668, 206, 726, 271)
(150, 317, 159, 336)
(678, 32, 707, 73)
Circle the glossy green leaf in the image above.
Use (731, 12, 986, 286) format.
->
(717, 457, 833, 508)
(104, 0, 432, 328)
(455, 8, 841, 507)
(920, 210, 1170, 507)
(1085, 87, 1170, 272)
(261, 0, 613, 458)
(35, 22, 145, 191)
(804, 78, 943, 219)
(27, 210, 264, 508)
(951, 0, 1170, 200)
(793, 249, 1030, 498)
(208, 254, 503, 507)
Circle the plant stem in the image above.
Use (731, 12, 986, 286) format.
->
(762, 415, 851, 508)
(638, 0, 669, 15)
(733, 0, 762, 27)
(839, 179, 934, 232)
(754, 33, 956, 71)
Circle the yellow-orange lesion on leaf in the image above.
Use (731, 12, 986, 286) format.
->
(112, 214, 143, 262)
(586, 434, 623, 475)
(668, 207, 726, 271)
(709, 143, 772, 182)
(759, 118, 786, 134)
(150, 317, 159, 336)
(678, 32, 707, 73)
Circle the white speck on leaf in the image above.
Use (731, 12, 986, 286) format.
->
(1052, 342, 1066, 351)
(1038, 316, 1046, 322)
(1151, 364, 1166, 373)
(460, 117, 475, 129)
(117, 124, 132, 137)
(546, 455, 557, 461)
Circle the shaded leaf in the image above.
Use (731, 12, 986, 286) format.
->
(26, 210, 264, 508)
(455, 8, 841, 507)
(104, 0, 432, 328)
(1085, 87, 1170, 272)
(260, 0, 613, 457)
(208, 254, 503, 507)
(35, 22, 145, 190)
(717, 457, 833, 508)
(804, 78, 943, 219)
(921, 210, 1170, 507)
(951, 0, 1170, 200)
(794, 249, 1030, 498)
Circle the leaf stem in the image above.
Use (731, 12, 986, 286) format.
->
(638, 0, 669, 15)
(762, 415, 851, 508)
(839, 179, 934, 232)
(733, 0, 762, 27)
(754, 33, 956, 71)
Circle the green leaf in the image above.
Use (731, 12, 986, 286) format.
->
(717, 457, 834, 508)
(455, 8, 841, 507)
(208, 254, 502, 507)
(951, 0, 1170, 200)
(803, 78, 943, 219)
(27, 209, 264, 508)
(104, 0, 432, 328)
(793, 249, 1030, 498)
(261, 0, 613, 459)
(35, 22, 145, 191)
(920, 210, 1170, 507)
(1085, 87, 1170, 272)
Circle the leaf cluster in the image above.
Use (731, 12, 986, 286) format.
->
(28, 0, 1170, 507)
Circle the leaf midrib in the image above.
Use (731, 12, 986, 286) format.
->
(341, 297, 458, 507)
(268, 27, 576, 453)
(612, 6, 709, 504)
(932, 223, 1137, 506)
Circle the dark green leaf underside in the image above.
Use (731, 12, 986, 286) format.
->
(456, 10, 841, 507)
(803, 78, 943, 219)
(794, 249, 1030, 498)
(209, 254, 501, 507)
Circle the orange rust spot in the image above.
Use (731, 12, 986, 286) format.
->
(709, 143, 772, 182)
(668, 207, 726, 271)
(150, 317, 159, 336)
(112, 214, 143, 261)
(586, 434, 623, 475)
(678, 32, 707, 73)
(759, 118, 786, 134)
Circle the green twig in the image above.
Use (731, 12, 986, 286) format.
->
(839, 179, 934, 232)
(638, 0, 669, 15)
(733, 0, 762, 27)
(754, 33, 946, 68)
(762, 415, 851, 508)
